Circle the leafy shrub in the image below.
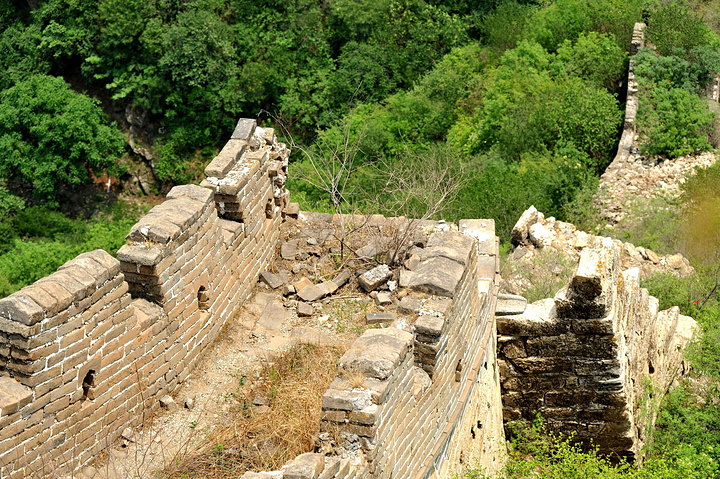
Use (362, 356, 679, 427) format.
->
(527, 0, 643, 52)
(0, 202, 144, 297)
(0, 74, 126, 205)
(463, 39, 622, 167)
(637, 83, 713, 158)
(553, 32, 627, 90)
(460, 414, 707, 478)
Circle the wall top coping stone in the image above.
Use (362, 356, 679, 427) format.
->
(0, 249, 119, 328)
(119, 186, 214, 266)
(338, 328, 413, 380)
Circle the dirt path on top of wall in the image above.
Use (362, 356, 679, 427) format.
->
(71, 218, 380, 479)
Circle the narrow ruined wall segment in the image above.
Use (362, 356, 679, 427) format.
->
(497, 239, 695, 460)
(0, 119, 291, 478)
(315, 219, 505, 478)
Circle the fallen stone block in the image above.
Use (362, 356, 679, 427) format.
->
(375, 292, 392, 306)
(332, 269, 354, 288)
(297, 302, 314, 317)
(317, 281, 339, 297)
(358, 265, 392, 292)
(511, 205, 539, 245)
(160, 395, 179, 412)
(284, 453, 325, 479)
(366, 312, 396, 324)
(281, 240, 300, 260)
(356, 244, 380, 260)
(260, 272, 284, 290)
(398, 295, 422, 314)
(529, 222, 553, 248)
(296, 283, 325, 302)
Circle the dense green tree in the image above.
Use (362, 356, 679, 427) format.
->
(0, 75, 126, 204)
(552, 32, 626, 90)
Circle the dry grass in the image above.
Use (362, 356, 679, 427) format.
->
(163, 343, 345, 477)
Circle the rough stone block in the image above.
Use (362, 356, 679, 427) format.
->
(0, 377, 32, 416)
(496, 294, 527, 316)
(511, 206, 538, 245)
(240, 472, 276, 479)
(529, 222, 553, 248)
(399, 257, 464, 297)
(296, 282, 325, 303)
(415, 315, 444, 337)
(496, 299, 568, 336)
(281, 240, 299, 260)
(231, 118, 257, 142)
(284, 453, 324, 479)
(117, 244, 165, 267)
(332, 269, 353, 288)
(260, 272, 284, 290)
(358, 265, 392, 292)
(297, 302, 314, 317)
(459, 219, 496, 255)
(366, 312, 395, 324)
(398, 295, 422, 314)
(0, 293, 44, 326)
(338, 328, 412, 380)
(167, 184, 215, 207)
(127, 216, 182, 245)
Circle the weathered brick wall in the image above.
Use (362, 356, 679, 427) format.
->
(601, 22, 645, 184)
(0, 119, 290, 478)
(497, 239, 695, 460)
(314, 219, 505, 479)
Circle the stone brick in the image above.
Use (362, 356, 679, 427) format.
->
(284, 452, 324, 479)
(339, 329, 412, 380)
(0, 294, 44, 327)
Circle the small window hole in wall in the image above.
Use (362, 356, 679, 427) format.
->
(455, 359, 463, 382)
(648, 360, 655, 375)
(265, 197, 274, 219)
(198, 286, 210, 310)
(82, 370, 96, 400)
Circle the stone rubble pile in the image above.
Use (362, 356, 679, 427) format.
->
(503, 206, 693, 297)
(240, 215, 503, 478)
(598, 149, 716, 225)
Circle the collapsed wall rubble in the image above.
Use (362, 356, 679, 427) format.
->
(240, 220, 506, 479)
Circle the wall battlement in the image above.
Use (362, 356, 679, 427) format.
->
(0, 119, 289, 478)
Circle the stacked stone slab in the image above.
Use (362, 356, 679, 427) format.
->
(497, 239, 695, 460)
(316, 219, 505, 478)
(201, 118, 291, 231)
(0, 119, 289, 478)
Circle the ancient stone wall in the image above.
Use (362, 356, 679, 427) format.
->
(241, 220, 506, 479)
(0, 119, 290, 478)
(497, 237, 695, 460)
(601, 21, 644, 189)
